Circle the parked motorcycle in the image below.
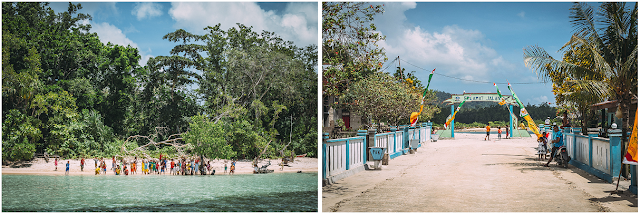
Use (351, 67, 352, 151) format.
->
(554, 146, 571, 168)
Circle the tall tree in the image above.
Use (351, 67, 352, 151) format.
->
(524, 2, 637, 144)
(322, 2, 387, 97)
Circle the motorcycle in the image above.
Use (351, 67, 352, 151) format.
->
(554, 146, 571, 168)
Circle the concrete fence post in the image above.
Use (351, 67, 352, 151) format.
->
(357, 130, 367, 165)
(322, 132, 329, 181)
(587, 133, 597, 167)
(609, 129, 622, 178)
(390, 127, 397, 154)
(367, 128, 376, 162)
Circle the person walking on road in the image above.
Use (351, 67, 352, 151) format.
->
(484, 123, 491, 141)
(497, 127, 502, 140)
(544, 126, 564, 167)
(505, 126, 509, 139)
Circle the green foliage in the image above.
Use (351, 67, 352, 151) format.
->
(183, 115, 235, 160)
(2, 109, 41, 161)
(323, 2, 387, 97)
(2, 2, 317, 161)
(157, 24, 317, 158)
(341, 72, 439, 127)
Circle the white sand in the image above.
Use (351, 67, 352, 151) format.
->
(2, 157, 318, 176)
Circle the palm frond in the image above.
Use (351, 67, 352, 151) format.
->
(622, 44, 638, 77)
(523, 45, 590, 83)
(567, 79, 612, 100)
(570, 2, 601, 44)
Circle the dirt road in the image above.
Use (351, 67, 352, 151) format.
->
(322, 133, 637, 212)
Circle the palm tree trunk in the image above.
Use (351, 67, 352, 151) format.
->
(620, 98, 630, 178)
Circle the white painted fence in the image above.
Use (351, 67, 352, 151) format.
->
(592, 137, 610, 174)
(395, 131, 403, 153)
(575, 136, 590, 165)
(324, 136, 366, 179)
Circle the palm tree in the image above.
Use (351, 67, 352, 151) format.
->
(523, 2, 637, 145)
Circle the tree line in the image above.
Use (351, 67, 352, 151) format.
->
(2, 2, 318, 163)
(431, 102, 557, 125)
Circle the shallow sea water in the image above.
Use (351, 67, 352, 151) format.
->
(2, 172, 317, 212)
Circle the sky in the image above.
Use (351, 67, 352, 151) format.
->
(372, 2, 604, 106)
(47, 2, 318, 67)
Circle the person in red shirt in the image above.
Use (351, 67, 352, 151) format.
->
(485, 123, 491, 141)
(170, 159, 175, 175)
(80, 158, 85, 171)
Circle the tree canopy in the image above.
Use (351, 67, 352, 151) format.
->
(2, 2, 317, 163)
(523, 2, 637, 140)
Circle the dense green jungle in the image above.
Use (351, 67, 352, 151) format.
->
(2, 2, 318, 163)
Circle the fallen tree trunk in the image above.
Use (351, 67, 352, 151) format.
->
(121, 127, 190, 159)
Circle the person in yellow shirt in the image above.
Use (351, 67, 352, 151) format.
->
(485, 123, 491, 141)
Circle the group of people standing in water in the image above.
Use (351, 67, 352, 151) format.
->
(55, 155, 237, 176)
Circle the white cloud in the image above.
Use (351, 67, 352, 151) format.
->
(139, 48, 154, 66)
(168, 2, 317, 46)
(284, 2, 318, 27)
(92, 22, 139, 48)
(532, 95, 549, 104)
(89, 21, 151, 65)
(132, 3, 163, 20)
(375, 3, 512, 82)
(518, 11, 525, 18)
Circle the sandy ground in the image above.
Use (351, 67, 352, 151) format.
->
(2, 157, 318, 176)
(322, 133, 637, 212)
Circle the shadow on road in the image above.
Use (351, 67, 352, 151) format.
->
(323, 184, 350, 196)
(569, 168, 610, 184)
(589, 193, 638, 208)
(481, 154, 528, 157)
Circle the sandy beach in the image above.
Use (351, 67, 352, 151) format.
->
(2, 157, 318, 176)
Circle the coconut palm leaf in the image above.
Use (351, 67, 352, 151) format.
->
(566, 79, 612, 100)
(523, 45, 591, 83)
(569, 3, 602, 45)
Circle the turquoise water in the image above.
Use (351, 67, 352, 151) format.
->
(2, 173, 318, 212)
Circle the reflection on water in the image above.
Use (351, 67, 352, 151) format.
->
(2, 172, 318, 212)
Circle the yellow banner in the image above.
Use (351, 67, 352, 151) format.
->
(624, 109, 638, 164)
(523, 115, 542, 138)
(445, 110, 459, 128)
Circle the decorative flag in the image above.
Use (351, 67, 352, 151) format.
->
(494, 83, 507, 106)
(507, 82, 542, 138)
(424, 68, 435, 95)
(410, 68, 436, 126)
(410, 105, 423, 127)
(622, 108, 638, 165)
(444, 96, 467, 129)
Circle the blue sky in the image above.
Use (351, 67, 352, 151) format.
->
(47, 2, 318, 67)
(373, 2, 603, 106)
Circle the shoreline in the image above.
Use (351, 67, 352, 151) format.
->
(2, 157, 318, 176)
